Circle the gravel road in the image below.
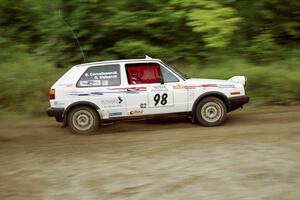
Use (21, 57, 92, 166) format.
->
(0, 106, 300, 200)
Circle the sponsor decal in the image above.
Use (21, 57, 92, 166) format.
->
(81, 70, 119, 86)
(109, 112, 123, 117)
(102, 80, 109, 86)
(118, 96, 123, 104)
(173, 84, 185, 89)
(151, 85, 168, 92)
(101, 97, 123, 105)
(53, 101, 65, 106)
(140, 103, 147, 108)
(185, 84, 235, 89)
(101, 97, 124, 108)
(85, 71, 119, 80)
(108, 87, 147, 92)
(58, 83, 75, 87)
(68, 91, 104, 96)
(185, 84, 217, 89)
(129, 110, 144, 115)
(153, 85, 166, 89)
(101, 99, 118, 105)
(79, 80, 101, 86)
(218, 84, 235, 88)
(68, 87, 146, 97)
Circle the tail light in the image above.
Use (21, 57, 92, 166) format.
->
(49, 89, 55, 100)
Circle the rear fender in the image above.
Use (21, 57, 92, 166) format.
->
(63, 101, 101, 125)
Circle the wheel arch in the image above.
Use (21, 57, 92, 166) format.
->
(63, 101, 101, 125)
(192, 92, 229, 115)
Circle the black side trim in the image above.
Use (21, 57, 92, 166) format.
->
(101, 112, 192, 123)
(228, 95, 249, 112)
(47, 107, 64, 118)
(192, 92, 230, 114)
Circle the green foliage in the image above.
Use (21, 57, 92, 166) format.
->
(246, 33, 280, 63)
(111, 39, 166, 58)
(0, 42, 63, 117)
(172, 0, 242, 48)
(229, 0, 300, 45)
(0, 0, 299, 66)
(254, 0, 300, 40)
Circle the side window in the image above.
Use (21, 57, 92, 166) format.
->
(77, 64, 121, 87)
(125, 63, 160, 85)
(160, 67, 179, 83)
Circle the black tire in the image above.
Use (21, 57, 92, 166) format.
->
(67, 106, 99, 134)
(196, 97, 227, 126)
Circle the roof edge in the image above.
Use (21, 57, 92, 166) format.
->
(74, 57, 161, 68)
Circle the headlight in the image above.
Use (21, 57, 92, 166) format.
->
(228, 76, 247, 86)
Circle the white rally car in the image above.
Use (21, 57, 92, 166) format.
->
(47, 56, 249, 134)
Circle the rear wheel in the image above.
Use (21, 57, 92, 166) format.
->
(67, 106, 99, 134)
(196, 97, 227, 126)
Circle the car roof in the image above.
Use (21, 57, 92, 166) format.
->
(74, 56, 162, 68)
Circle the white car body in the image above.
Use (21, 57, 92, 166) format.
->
(47, 57, 249, 127)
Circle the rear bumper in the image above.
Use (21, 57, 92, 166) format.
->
(228, 95, 249, 112)
(46, 107, 64, 119)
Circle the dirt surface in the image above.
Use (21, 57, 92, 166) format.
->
(0, 106, 300, 200)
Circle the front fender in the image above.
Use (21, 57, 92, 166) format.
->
(192, 92, 230, 115)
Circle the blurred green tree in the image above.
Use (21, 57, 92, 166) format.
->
(0, 0, 299, 66)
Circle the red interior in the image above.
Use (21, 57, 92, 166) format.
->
(127, 64, 160, 84)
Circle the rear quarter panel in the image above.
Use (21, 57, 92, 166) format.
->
(50, 64, 128, 119)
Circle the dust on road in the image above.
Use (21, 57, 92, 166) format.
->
(0, 106, 300, 200)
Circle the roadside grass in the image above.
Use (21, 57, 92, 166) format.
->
(0, 45, 64, 119)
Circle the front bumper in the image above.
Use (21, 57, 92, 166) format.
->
(228, 95, 249, 112)
(46, 107, 64, 121)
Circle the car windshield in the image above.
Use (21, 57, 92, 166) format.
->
(160, 61, 190, 80)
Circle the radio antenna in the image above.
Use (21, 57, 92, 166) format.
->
(59, 9, 86, 63)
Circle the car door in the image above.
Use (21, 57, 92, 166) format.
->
(123, 61, 188, 117)
(159, 63, 188, 113)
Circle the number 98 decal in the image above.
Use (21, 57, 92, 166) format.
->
(154, 93, 168, 106)
(148, 86, 174, 107)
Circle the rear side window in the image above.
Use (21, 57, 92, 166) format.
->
(125, 63, 160, 84)
(77, 64, 121, 87)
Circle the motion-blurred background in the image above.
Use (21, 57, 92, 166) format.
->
(0, 0, 299, 118)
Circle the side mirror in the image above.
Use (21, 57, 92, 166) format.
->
(157, 76, 164, 84)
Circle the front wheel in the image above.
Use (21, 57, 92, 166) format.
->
(67, 106, 99, 134)
(196, 97, 227, 126)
